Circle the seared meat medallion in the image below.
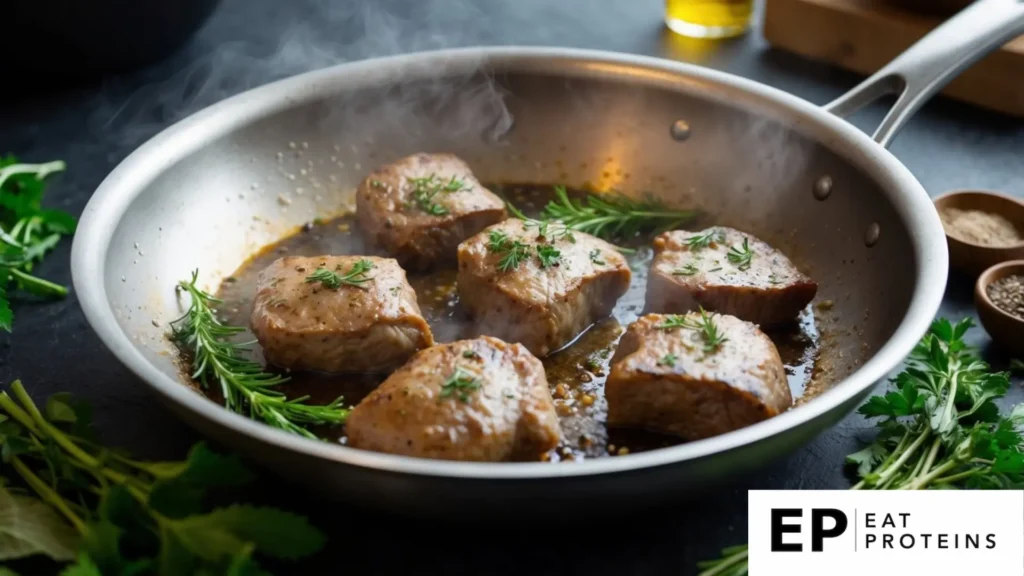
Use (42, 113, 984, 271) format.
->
(605, 312, 792, 440)
(356, 153, 507, 270)
(345, 336, 561, 461)
(456, 218, 632, 357)
(251, 255, 433, 373)
(645, 226, 817, 326)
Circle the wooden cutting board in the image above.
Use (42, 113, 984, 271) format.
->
(763, 0, 1024, 116)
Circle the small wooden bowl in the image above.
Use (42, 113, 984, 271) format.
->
(933, 190, 1024, 276)
(975, 260, 1024, 356)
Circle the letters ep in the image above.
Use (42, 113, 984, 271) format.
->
(771, 508, 849, 552)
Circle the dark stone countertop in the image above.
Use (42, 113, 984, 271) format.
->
(2, 0, 1022, 573)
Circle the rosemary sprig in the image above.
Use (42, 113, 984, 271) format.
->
(727, 238, 754, 271)
(656, 308, 728, 354)
(542, 185, 696, 240)
(172, 271, 348, 439)
(305, 259, 374, 289)
(439, 367, 481, 402)
(684, 228, 726, 250)
(407, 173, 467, 216)
(673, 263, 699, 276)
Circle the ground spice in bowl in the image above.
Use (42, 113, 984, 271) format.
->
(940, 207, 1023, 246)
(987, 274, 1024, 320)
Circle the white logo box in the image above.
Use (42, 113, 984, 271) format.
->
(749, 490, 1024, 575)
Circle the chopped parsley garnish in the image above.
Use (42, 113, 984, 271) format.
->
(462, 350, 480, 359)
(727, 238, 754, 271)
(439, 367, 481, 402)
(658, 354, 677, 367)
(305, 259, 375, 289)
(589, 249, 605, 265)
(536, 244, 561, 268)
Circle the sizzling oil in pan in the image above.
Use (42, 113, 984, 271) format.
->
(214, 185, 820, 461)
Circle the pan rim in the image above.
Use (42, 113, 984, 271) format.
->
(71, 46, 948, 480)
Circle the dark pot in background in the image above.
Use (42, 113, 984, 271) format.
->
(883, 0, 973, 17)
(5, 0, 222, 87)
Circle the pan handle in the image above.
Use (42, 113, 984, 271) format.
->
(823, 0, 1024, 148)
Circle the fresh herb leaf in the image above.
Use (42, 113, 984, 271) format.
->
(536, 244, 561, 269)
(589, 249, 605, 265)
(542, 185, 696, 240)
(462, 350, 479, 360)
(673, 263, 698, 276)
(439, 368, 480, 403)
(173, 271, 349, 439)
(726, 238, 754, 271)
(656, 308, 727, 354)
(407, 173, 467, 216)
(698, 317, 1024, 576)
(696, 545, 748, 576)
(495, 240, 531, 272)
(657, 354, 677, 367)
(304, 259, 374, 289)
(0, 382, 327, 573)
(0, 156, 75, 332)
(487, 230, 511, 252)
(0, 484, 79, 561)
(684, 229, 726, 250)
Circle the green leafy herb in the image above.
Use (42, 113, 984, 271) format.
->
(536, 244, 561, 269)
(407, 173, 467, 216)
(462, 350, 479, 360)
(589, 249, 605, 265)
(726, 238, 754, 271)
(696, 317, 1024, 576)
(657, 354, 677, 367)
(304, 259, 374, 289)
(697, 545, 748, 576)
(673, 263, 699, 276)
(542, 185, 696, 240)
(439, 368, 481, 403)
(172, 271, 349, 439)
(0, 156, 76, 332)
(768, 272, 781, 285)
(684, 228, 726, 251)
(0, 381, 325, 573)
(486, 231, 532, 273)
(0, 484, 79, 561)
(656, 308, 728, 355)
(369, 179, 385, 188)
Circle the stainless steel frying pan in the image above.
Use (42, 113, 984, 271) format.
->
(72, 0, 1024, 515)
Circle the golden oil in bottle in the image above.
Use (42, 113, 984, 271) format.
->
(664, 0, 754, 39)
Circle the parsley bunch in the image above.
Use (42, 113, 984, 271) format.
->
(696, 317, 1024, 576)
(0, 156, 76, 332)
(0, 380, 324, 574)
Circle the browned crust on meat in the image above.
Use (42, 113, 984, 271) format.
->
(605, 313, 792, 440)
(250, 255, 434, 373)
(645, 227, 817, 326)
(355, 153, 507, 270)
(345, 336, 560, 461)
(456, 219, 631, 357)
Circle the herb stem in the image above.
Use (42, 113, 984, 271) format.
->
(0, 160, 66, 190)
(697, 546, 748, 576)
(8, 267, 68, 297)
(872, 428, 930, 487)
(10, 455, 87, 533)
